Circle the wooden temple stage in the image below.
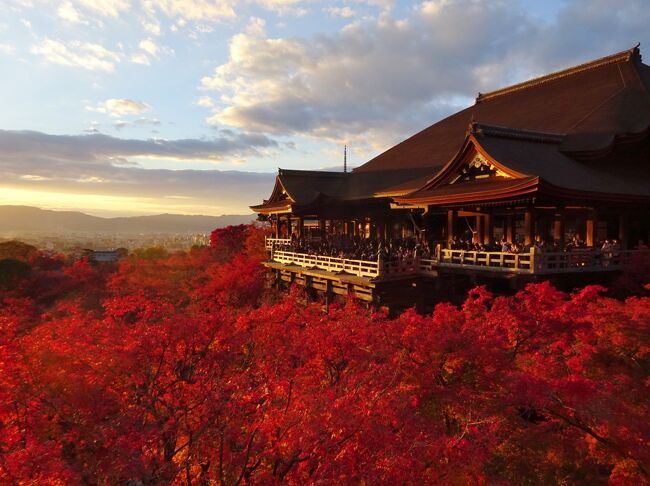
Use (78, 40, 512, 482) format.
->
(253, 46, 650, 309)
(263, 238, 649, 309)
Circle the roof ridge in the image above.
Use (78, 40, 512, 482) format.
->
(471, 122, 565, 144)
(475, 45, 641, 103)
(279, 168, 347, 177)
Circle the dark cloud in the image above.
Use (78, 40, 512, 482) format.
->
(0, 129, 278, 213)
(0, 129, 278, 163)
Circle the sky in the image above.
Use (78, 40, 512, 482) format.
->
(0, 0, 649, 217)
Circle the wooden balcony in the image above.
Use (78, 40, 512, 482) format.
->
(265, 237, 292, 250)
(438, 248, 648, 275)
(268, 247, 649, 278)
(270, 250, 424, 279)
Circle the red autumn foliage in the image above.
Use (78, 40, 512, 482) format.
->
(1, 225, 648, 484)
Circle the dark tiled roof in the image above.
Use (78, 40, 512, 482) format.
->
(356, 46, 650, 173)
(252, 167, 434, 211)
(403, 176, 538, 203)
(400, 122, 650, 205)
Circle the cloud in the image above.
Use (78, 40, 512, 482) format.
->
(324, 6, 355, 18)
(30, 37, 121, 71)
(198, 0, 650, 152)
(195, 96, 215, 108)
(143, 0, 236, 22)
(56, 1, 84, 23)
(88, 98, 151, 117)
(70, 0, 130, 18)
(130, 37, 173, 64)
(134, 117, 160, 125)
(0, 129, 278, 164)
(0, 44, 15, 55)
(0, 129, 279, 214)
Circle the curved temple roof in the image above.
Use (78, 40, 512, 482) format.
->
(252, 45, 650, 214)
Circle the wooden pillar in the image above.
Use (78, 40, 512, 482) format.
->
(298, 217, 305, 238)
(506, 214, 514, 243)
(586, 211, 596, 247)
(475, 215, 483, 244)
(484, 213, 493, 245)
(447, 210, 455, 246)
(553, 212, 564, 244)
(524, 209, 534, 246)
(274, 215, 280, 238)
(618, 213, 628, 249)
(286, 215, 292, 236)
(319, 218, 326, 237)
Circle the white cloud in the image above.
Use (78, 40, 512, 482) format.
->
(324, 6, 355, 18)
(88, 98, 151, 116)
(195, 96, 215, 108)
(0, 44, 15, 55)
(30, 38, 122, 71)
(245, 16, 266, 37)
(143, 0, 236, 22)
(130, 52, 150, 65)
(131, 37, 173, 65)
(57, 1, 84, 23)
(142, 19, 161, 35)
(255, 0, 308, 16)
(139, 38, 159, 56)
(72, 0, 130, 18)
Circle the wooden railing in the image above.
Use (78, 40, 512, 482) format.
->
(265, 237, 292, 250)
(269, 247, 649, 278)
(272, 250, 380, 277)
(437, 248, 649, 274)
(534, 249, 648, 274)
(437, 248, 534, 273)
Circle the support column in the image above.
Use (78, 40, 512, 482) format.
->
(553, 212, 564, 245)
(524, 209, 535, 246)
(618, 213, 628, 249)
(506, 214, 514, 243)
(319, 218, 326, 236)
(484, 213, 493, 245)
(274, 215, 280, 238)
(475, 215, 484, 244)
(286, 215, 292, 237)
(447, 210, 456, 247)
(298, 217, 305, 238)
(586, 211, 596, 247)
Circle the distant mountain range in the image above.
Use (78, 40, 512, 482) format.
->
(0, 206, 256, 234)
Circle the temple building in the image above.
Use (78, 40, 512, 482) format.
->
(251, 45, 650, 308)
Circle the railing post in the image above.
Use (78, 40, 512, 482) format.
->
(529, 247, 536, 273)
(377, 254, 386, 277)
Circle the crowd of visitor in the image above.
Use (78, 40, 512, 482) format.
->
(272, 234, 433, 261)
(270, 231, 641, 263)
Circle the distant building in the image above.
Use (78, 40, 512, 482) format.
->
(82, 249, 125, 263)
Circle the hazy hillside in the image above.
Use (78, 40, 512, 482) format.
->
(0, 206, 256, 233)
